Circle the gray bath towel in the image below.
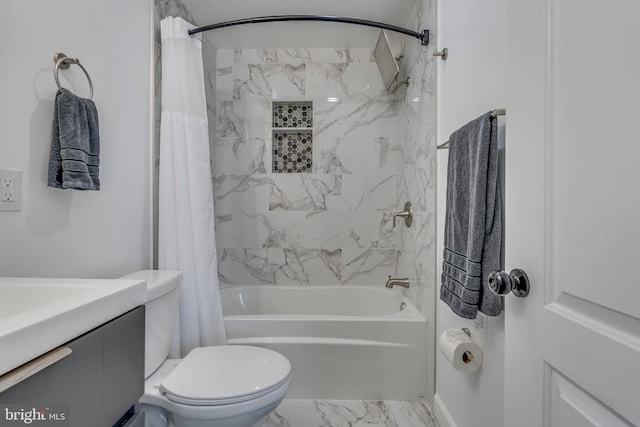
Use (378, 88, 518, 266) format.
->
(440, 112, 502, 319)
(48, 89, 100, 190)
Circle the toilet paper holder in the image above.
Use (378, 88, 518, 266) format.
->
(440, 328, 483, 373)
(459, 328, 476, 365)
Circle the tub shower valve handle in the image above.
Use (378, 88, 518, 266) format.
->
(488, 269, 530, 298)
(393, 202, 413, 228)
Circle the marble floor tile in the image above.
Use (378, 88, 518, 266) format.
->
(259, 400, 439, 427)
(375, 401, 439, 427)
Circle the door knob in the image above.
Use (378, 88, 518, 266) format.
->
(488, 269, 530, 297)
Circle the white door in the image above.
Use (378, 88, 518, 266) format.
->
(505, 1, 640, 426)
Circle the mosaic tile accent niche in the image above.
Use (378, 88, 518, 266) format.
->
(273, 131, 313, 173)
(272, 101, 313, 173)
(272, 101, 313, 128)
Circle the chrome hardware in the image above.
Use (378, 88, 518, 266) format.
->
(433, 48, 448, 60)
(437, 109, 506, 150)
(391, 77, 410, 93)
(54, 53, 71, 70)
(488, 269, 530, 298)
(400, 302, 406, 310)
(461, 327, 471, 337)
(53, 52, 94, 99)
(490, 108, 506, 118)
(392, 201, 413, 228)
(386, 275, 410, 289)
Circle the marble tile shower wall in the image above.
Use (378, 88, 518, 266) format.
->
(396, 0, 437, 399)
(211, 48, 401, 287)
(383, 1, 437, 315)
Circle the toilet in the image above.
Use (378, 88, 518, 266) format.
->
(120, 270, 291, 427)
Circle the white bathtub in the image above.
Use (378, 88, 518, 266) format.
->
(220, 286, 427, 400)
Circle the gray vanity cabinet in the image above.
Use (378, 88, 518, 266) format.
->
(0, 306, 145, 426)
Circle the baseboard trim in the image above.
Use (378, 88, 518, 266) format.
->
(434, 393, 457, 427)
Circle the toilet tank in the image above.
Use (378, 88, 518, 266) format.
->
(119, 270, 182, 378)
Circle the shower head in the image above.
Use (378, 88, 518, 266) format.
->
(373, 30, 400, 91)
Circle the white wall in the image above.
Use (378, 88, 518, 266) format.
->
(0, 0, 153, 278)
(434, 0, 507, 426)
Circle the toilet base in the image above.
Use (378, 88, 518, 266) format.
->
(139, 403, 169, 426)
(168, 398, 282, 427)
(141, 397, 283, 427)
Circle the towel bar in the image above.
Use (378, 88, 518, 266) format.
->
(490, 108, 506, 118)
(437, 109, 506, 149)
(53, 52, 93, 99)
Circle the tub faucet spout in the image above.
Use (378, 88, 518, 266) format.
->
(385, 275, 410, 288)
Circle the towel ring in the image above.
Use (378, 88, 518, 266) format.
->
(53, 52, 93, 99)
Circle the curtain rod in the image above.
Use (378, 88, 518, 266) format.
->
(188, 15, 430, 46)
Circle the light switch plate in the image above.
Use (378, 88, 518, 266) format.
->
(0, 169, 22, 211)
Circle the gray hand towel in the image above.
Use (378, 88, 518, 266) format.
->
(440, 112, 502, 319)
(48, 89, 100, 190)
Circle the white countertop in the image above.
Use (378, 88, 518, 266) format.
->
(0, 277, 146, 376)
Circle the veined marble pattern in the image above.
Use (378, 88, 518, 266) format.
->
(234, 63, 306, 100)
(393, 0, 438, 402)
(213, 175, 269, 211)
(217, 248, 342, 286)
(305, 63, 385, 100)
(301, 212, 389, 249)
(217, 248, 269, 285)
(341, 249, 398, 286)
(212, 137, 268, 175)
(342, 174, 397, 212)
(260, 400, 439, 427)
(154, 0, 193, 21)
(269, 174, 342, 211)
(214, 211, 397, 285)
(217, 100, 270, 139)
(313, 99, 396, 138)
(314, 101, 398, 174)
(232, 49, 374, 65)
(212, 48, 404, 288)
(269, 248, 342, 286)
(210, 46, 434, 296)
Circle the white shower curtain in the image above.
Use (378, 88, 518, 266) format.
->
(159, 16, 226, 357)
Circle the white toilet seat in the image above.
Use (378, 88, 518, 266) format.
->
(160, 345, 291, 406)
(143, 374, 291, 422)
(164, 375, 290, 406)
(142, 374, 291, 423)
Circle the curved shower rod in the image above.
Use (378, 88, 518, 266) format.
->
(188, 15, 430, 46)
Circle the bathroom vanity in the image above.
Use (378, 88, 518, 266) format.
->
(0, 278, 147, 426)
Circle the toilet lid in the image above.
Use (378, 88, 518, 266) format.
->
(160, 345, 291, 406)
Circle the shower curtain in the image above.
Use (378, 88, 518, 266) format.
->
(158, 16, 226, 357)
